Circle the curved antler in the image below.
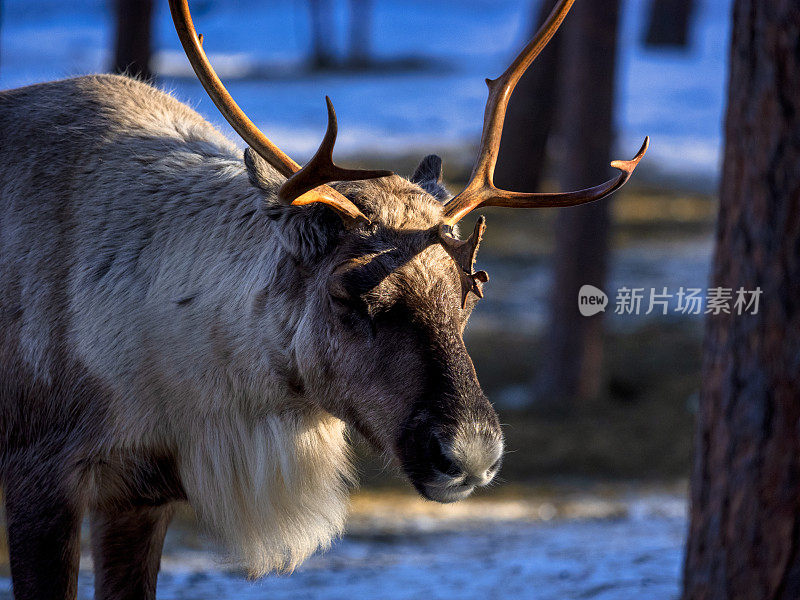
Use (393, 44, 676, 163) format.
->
(280, 97, 392, 204)
(442, 0, 649, 226)
(444, 137, 649, 225)
(169, 0, 390, 225)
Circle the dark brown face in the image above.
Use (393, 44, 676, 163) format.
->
(391, 283, 504, 503)
(308, 224, 503, 503)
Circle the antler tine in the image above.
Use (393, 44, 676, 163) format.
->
(441, 0, 576, 225)
(169, 0, 388, 226)
(280, 97, 394, 204)
(439, 217, 490, 308)
(442, 0, 648, 226)
(444, 136, 650, 224)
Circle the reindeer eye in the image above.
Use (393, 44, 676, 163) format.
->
(328, 279, 373, 323)
(329, 281, 352, 306)
(330, 294, 377, 338)
(329, 273, 362, 309)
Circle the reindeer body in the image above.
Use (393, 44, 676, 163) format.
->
(0, 74, 401, 597)
(0, 3, 646, 598)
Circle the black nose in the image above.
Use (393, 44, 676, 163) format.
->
(428, 435, 462, 477)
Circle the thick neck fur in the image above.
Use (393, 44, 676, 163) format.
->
(1, 75, 354, 575)
(180, 409, 353, 575)
(68, 112, 351, 576)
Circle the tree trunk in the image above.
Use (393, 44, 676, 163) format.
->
(111, 0, 154, 80)
(644, 0, 695, 49)
(308, 0, 336, 70)
(347, 0, 372, 69)
(537, 0, 621, 406)
(493, 0, 562, 193)
(683, 3, 800, 599)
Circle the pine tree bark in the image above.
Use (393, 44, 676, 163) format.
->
(538, 0, 621, 405)
(494, 0, 562, 193)
(308, 0, 336, 70)
(346, 0, 372, 69)
(0, 0, 4, 77)
(112, 0, 154, 80)
(644, 0, 695, 48)
(683, 2, 800, 599)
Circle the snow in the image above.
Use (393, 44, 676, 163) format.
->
(0, 491, 687, 599)
(1, 0, 733, 180)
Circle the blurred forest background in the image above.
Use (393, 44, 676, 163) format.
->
(6, 1, 792, 599)
(0, 0, 724, 482)
(0, 0, 729, 485)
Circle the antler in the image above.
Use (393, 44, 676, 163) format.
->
(441, 0, 649, 226)
(438, 218, 490, 309)
(280, 97, 392, 204)
(169, 0, 390, 225)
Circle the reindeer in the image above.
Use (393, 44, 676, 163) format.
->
(0, 0, 647, 598)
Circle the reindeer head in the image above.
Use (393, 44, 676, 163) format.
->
(170, 0, 647, 502)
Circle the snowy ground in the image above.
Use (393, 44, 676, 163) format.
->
(0, 490, 687, 599)
(2, 0, 732, 181)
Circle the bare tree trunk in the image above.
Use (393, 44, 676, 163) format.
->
(112, 0, 154, 80)
(494, 0, 562, 193)
(537, 0, 621, 406)
(346, 0, 372, 69)
(683, 2, 800, 599)
(308, 0, 336, 70)
(644, 0, 695, 48)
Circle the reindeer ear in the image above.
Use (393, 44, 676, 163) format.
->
(411, 155, 449, 201)
(245, 149, 340, 263)
(244, 147, 280, 191)
(412, 154, 443, 185)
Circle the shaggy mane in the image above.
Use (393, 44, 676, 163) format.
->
(179, 408, 354, 576)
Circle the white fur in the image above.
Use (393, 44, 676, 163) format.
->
(1, 75, 358, 575)
(180, 410, 353, 575)
(0, 75, 497, 578)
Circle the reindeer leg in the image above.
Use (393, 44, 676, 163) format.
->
(4, 460, 85, 600)
(91, 504, 175, 600)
